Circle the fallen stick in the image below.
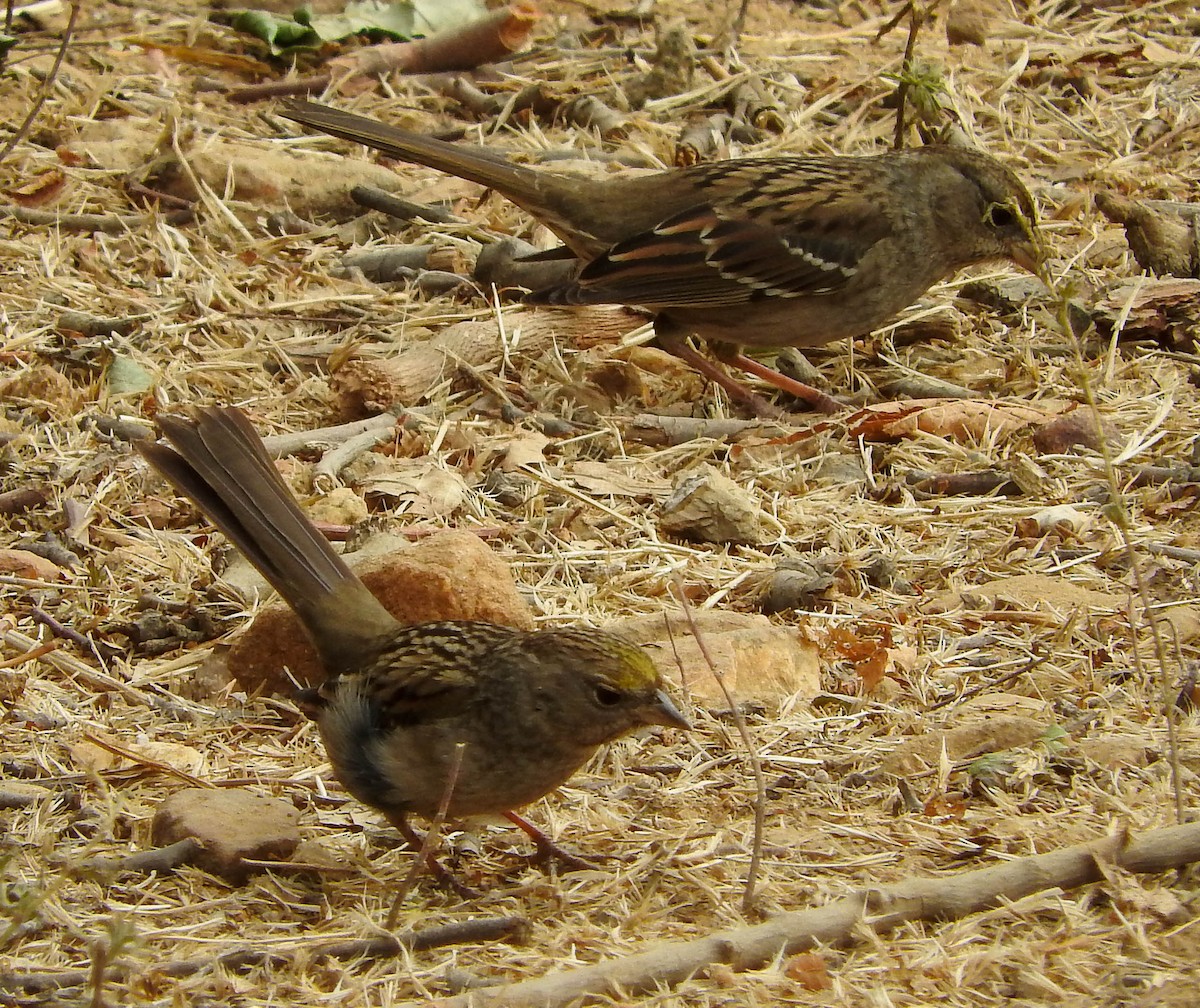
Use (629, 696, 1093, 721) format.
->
(433, 821, 1200, 1008)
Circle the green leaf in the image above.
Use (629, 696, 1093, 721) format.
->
(408, 0, 485, 35)
(232, 9, 321, 52)
(306, 0, 484, 43)
(232, 0, 485, 56)
(105, 355, 153, 397)
(1039, 724, 1069, 753)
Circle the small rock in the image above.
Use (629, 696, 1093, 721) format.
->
(945, 0, 992, 45)
(306, 486, 369, 526)
(658, 464, 769, 545)
(958, 276, 1047, 314)
(1033, 410, 1122, 455)
(151, 788, 301, 884)
(761, 557, 838, 614)
(615, 610, 820, 703)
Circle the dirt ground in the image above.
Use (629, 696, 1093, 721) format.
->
(2, 0, 1200, 1005)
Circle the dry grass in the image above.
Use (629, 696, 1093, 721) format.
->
(2, 0, 1200, 1004)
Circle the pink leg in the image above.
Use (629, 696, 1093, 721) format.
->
(655, 324, 846, 416)
(654, 329, 783, 417)
(502, 811, 596, 872)
(389, 814, 480, 898)
(721, 351, 847, 415)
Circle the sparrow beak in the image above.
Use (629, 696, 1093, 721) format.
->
(1008, 238, 1043, 275)
(647, 689, 691, 730)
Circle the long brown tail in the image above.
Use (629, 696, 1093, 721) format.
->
(279, 99, 548, 207)
(138, 406, 397, 675)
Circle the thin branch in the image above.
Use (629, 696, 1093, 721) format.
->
(433, 821, 1200, 1008)
(0, 2, 78, 163)
(669, 574, 765, 915)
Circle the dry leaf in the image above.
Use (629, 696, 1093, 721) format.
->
(0, 549, 65, 581)
(783, 952, 833, 991)
(567, 460, 670, 497)
(849, 398, 1066, 442)
(4, 168, 66, 207)
(500, 430, 550, 471)
(361, 461, 468, 517)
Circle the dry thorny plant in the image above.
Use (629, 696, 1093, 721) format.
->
(2, 0, 1200, 1005)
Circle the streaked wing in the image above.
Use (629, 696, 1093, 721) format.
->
(353, 622, 520, 725)
(544, 161, 895, 309)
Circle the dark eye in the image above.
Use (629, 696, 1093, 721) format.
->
(594, 684, 623, 706)
(986, 204, 1017, 229)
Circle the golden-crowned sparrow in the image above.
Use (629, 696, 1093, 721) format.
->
(138, 406, 688, 878)
(279, 99, 1041, 412)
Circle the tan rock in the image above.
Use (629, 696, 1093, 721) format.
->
(881, 715, 1049, 776)
(1077, 736, 1152, 770)
(615, 611, 820, 704)
(658, 464, 770, 545)
(151, 788, 301, 884)
(946, 0, 994, 46)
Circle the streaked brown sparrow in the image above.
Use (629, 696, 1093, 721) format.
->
(139, 406, 688, 886)
(280, 99, 1040, 412)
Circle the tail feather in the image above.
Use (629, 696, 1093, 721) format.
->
(139, 407, 398, 674)
(280, 99, 545, 207)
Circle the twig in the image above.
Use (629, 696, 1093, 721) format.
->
(1140, 113, 1200, 156)
(73, 838, 203, 880)
(351, 185, 464, 226)
(318, 917, 529, 960)
(259, 413, 401, 457)
(1, 624, 176, 710)
(726, 0, 752, 51)
(1144, 542, 1200, 564)
(0, 637, 59, 668)
(78, 730, 211, 788)
(0, 488, 48, 515)
(892, 3, 922, 150)
(926, 652, 1050, 711)
(387, 740, 467, 924)
(0, 204, 193, 232)
(0, 2, 77, 164)
(57, 310, 148, 338)
(226, 75, 331, 103)
(668, 573, 764, 915)
(8, 917, 530, 993)
(311, 427, 396, 491)
(325, 3, 539, 81)
(620, 413, 794, 446)
(1044, 253, 1187, 825)
(29, 606, 114, 665)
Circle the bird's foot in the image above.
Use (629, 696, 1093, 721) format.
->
(392, 815, 482, 899)
(655, 331, 847, 418)
(503, 811, 598, 873)
(724, 351, 848, 415)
